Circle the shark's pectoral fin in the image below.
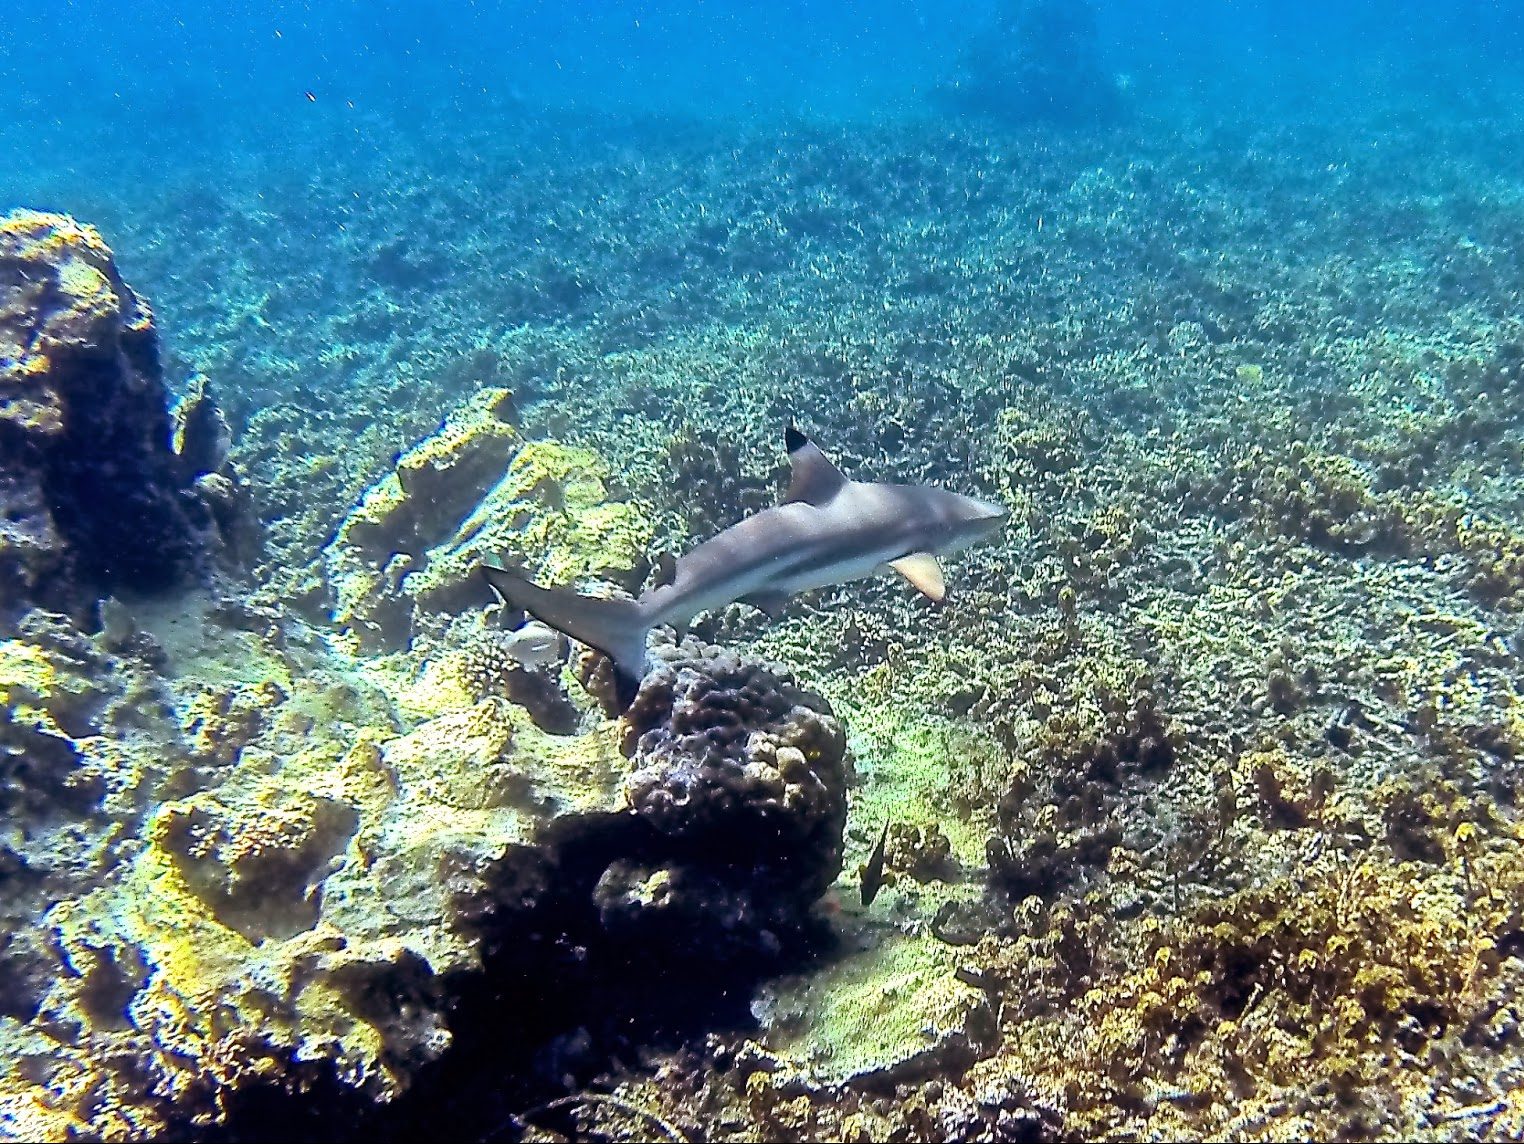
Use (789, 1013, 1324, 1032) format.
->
(741, 589, 790, 619)
(889, 552, 946, 602)
(783, 424, 848, 506)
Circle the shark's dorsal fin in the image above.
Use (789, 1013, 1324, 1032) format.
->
(889, 552, 946, 602)
(783, 424, 848, 507)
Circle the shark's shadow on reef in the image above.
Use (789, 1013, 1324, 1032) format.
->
(197, 810, 836, 1144)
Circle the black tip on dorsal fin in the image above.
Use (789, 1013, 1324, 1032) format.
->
(782, 422, 848, 507)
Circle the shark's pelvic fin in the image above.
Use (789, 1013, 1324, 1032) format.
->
(480, 563, 648, 710)
(888, 552, 946, 602)
(740, 589, 790, 618)
(652, 551, 679, 589)
(783, 423, 849, 507)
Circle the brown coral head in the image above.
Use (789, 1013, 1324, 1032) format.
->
(617, 640, 847, 888)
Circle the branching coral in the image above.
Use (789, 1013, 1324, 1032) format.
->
(444, 627, 579, 733)
(967, 776, 1524, 1140)
(1183, 441, 1524, 611)
(989, 693, 1176, 900)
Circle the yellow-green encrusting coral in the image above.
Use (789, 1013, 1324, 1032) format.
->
(754, 930, 996, 1086)
(0, 582, 635, 1137)
(406, 436, 654, 604)
(0, 213, 128, 434)
(0, 639, 61, 707)
(324, 386, 653, 652)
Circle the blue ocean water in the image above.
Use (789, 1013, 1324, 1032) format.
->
(6, 0, 1522, 404)
(5, 2, 1523, 151)
(2, 3, 1520, 334)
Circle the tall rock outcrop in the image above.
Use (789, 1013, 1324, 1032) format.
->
(0, 210, 219, 626)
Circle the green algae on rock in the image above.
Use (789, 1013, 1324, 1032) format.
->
(2, 575, 848, 1140)
(324, 386, 653, 653)
(3, 583, 843, 1136)
(753, 929, 997, 1087)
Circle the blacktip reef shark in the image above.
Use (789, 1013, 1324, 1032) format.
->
(480, 425, 1006, 710)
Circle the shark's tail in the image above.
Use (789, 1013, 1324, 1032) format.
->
(479, 563, 650, 711)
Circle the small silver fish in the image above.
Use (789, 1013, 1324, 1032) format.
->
(499, 620, 568, 669)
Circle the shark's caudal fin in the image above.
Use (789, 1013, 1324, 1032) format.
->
(480, 564, 649, 710)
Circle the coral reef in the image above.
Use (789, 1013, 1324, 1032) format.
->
(1181, 441, 1524, 612)
(172, 374, 261, 567)
(942, 0, 1123, 127)
(323, 386, 521, 650)
(0, 593, 855, 1136)
(432, 625, 579, 733)
(660, 425, 786, 541)
(13, 49, 1524, 1143)
(945, 772, 1524, 1141)
(0, 412, 845, 1140)
(0, 211, 218, 625)
(0, 618, 143, 1033)
(989, 692, 1176, 901)
(877, 821, 959, 888)
(0, 615, 173, 1140)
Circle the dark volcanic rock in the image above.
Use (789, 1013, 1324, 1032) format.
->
(0, 209, 211, 626)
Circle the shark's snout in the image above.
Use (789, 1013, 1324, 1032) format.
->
(937, 491, 1008, 554)
(963, 495, 1009, 535)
